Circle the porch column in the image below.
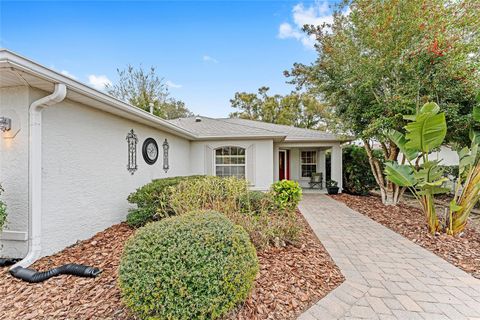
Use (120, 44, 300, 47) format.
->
(318, 150, 326, 188)
(331, 144, 343, 192)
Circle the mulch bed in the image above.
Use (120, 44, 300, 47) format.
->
(230, 211, 344, 319)
(0, 223, 134, 320)
(0, 212, 344, 320)
(331, 193, 480, 279)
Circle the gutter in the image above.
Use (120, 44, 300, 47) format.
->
(11, 83, 67, 269)
(0, 50, 197, 140)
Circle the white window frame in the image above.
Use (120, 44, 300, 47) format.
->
(214, 146, 246, 179)
(300, 150, 317, 179)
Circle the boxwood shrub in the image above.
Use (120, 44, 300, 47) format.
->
(126, 175, 203, 227)
(119, 211, 259, 320)
(342, 145, 378, 195)
(125, 208, 154, 228)
(239, 190, 274, 215)
(271, 180, 302, 211)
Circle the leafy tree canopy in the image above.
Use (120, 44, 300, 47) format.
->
(286, 0, 480, 148)
(229, 86, 332, 130)
(285, 0, 480, 204)
(106, 65, 193, 119)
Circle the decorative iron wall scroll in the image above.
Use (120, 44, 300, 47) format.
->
(126, 129, 138, 175)
(162, 139, 170, 173)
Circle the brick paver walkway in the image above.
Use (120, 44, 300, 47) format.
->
(298, 194, 480, 320)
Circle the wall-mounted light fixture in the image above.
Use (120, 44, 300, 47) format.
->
(0, 117, 12, 132)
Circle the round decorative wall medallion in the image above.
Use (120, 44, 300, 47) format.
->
(142, 138, 159, 165)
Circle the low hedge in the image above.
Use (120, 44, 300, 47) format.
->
(0, 184, 6, 232)
(119, 211, 258, 320)
(126, 175, 203, 227)
(239, 191, 274, 215)
(169, 176, 301, 249)
(271, 180, 302, 211)
(125, 208, 154, 228)
(342, 145, 379, 195)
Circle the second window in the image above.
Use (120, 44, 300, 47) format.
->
(301, 150, 317, 178)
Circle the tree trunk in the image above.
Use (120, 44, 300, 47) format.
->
(363, 139, 402, 206)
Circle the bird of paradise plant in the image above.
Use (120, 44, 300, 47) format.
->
(447, 95, 480, 235)
(384, 102, 449, 234)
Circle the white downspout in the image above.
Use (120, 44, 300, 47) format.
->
(11, 83, 67, 269)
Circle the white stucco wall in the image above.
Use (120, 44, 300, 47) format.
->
(190, 139, 274, 190)
(433, 146, 459, 166)
(398, 146, 459, 166)
(0, 87, 29, 257)
(39, 91, 191, 256)
(1, 87, 192, 258)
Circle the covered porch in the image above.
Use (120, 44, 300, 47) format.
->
(273, 142, 343, 192)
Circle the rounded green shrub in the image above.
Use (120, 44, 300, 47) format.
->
(119, 211, 259, 320)
(271, 180, 302, 211)
(126, 175, 204, 227)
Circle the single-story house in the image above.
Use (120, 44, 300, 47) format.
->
(0, 49, 347, 266)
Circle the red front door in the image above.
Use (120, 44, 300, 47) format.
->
(279, 150, 290, 180)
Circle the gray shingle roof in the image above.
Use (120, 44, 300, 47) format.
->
(166, 117, 284, 138)
(166, 117, 345, 141)
(222, 118, 341, 141)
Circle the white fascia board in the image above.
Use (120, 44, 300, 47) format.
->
(0, 49, 197, 140)
(195, 135, 286, 142)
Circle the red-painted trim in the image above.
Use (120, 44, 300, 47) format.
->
(279, 150, 285, 180)
(286, 150, 290, 180)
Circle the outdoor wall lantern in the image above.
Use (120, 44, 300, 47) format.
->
(0, 117, 11, 132)
(162, 139, 170, 173)
(126, 129, 138, 175)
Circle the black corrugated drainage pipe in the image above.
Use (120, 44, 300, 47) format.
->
(9, 264, 102, 283)
(0, 258, 20, 267)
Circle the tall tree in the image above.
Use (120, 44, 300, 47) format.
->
(230, 86, 331, 130)
(286, 0, 480, 204)
(106, 65, 193, 119)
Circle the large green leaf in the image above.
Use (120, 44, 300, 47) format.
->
(420, 102, 440, 114)
(473, 105, 480, 123)
(417, 186, 450, 196)
(414, 160, 449, 196)
(450, 200, 462, 213)
(468, 128, 479, 143)
(458, 144, 478, 176)
(403, 114, 417, 121)
(384, 162, 416, 187)
(414, 160, 444, 184)
(405, 112, 447, 153)
(388, 130, 418, 161)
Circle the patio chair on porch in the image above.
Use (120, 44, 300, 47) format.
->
(309, 172, 323, 189)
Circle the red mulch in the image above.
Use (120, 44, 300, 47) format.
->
(331, 193, 480, 279)
(0, 212, 343, 320)
(0, 223, 134, 320)
(230, 212, 344, 319)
